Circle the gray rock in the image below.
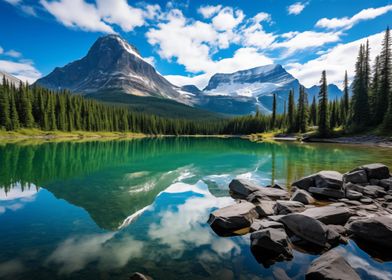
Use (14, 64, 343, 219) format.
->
(267, 215, 286, 222)
(247, 188, 289, 201)
(279, 214, 339, 248)
(346, 190, 363, 200)
(129, 272, 153, 280)
(301, 206, 352, 225)
(292, 174, 315, 191)
(274, 200, 305, 215)
(369, 178, 380, 185)
(208, 202, 258, 236)
(314, 171, 343, 189)
(363, 185, 386, 198)
(379, 178, 392, 190)
(250, 219, 284, 232)
(346, 216, 392, 249)
(254, 200, 276, 217)
(229, 179, 260, 199)
(291, 189, 315, 205)
(309, 187, 345, 199)
(343, 169, 368, 184)
(384, 195, 392, 202)
(342, 200, 362, 206)
(250, 228, 293, 265)
(306, 250, 360, 280)
(345, 182, 365, 193)
(360, 197, 373, 204)
(358, 163, 390, 180)
(326, 224, 347, 236)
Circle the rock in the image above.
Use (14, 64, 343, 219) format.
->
(250, 219, 284, 232)
(267, 183, 286, 190)
(369, 178, 380, 185)
(358, 163, 390, 180)
(301, 206, 352, 225)
(346, 190, 363, 200)
(363, 185, 386, 198)
(346, 216, 392, 249)
(129, 272, 153, 280)
(291, 189, 315, 205)
(343, 169, 368, 185)
(309, 187, 345, 199)
(342, 200, 362, 206)
(254, 200, 276, 217)
(247, 188, 289, 201)
(384, 195, 392, 202)
(314, 171, 343, 189)
(274, 200, 305, 215)
(208, 202, 259, 236)
(279, 214, 340, 248)
(326, 224, 347, 236)
(379, 178, 392, 190)
(360, 197, 373, 204)
(305, 250, 360, 280)
(345, 182, 365, 193)
(229, 179, 260, 199)
(359, 204, 378, 211)
(292, 174, 315, 191)
(250, 228, 293, 267)
(267, 215, 286, 222)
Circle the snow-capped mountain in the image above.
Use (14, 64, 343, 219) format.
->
(0, 71, 22, 86)
(35, 35, 184, 101)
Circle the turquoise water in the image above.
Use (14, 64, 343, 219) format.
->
(0, 138, 391, 279)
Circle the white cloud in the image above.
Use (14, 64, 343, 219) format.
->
(212, 7, 244, 32)
(286, 31, 384, 88)
(316, 4, 392, 30)
(241, 12, 275, 49)
(272, 31, 342, 56)
(287, 2, 307, 15)
(0, 59, 42, 83)
(198, 5, 222, 19)
(4, 50, 22, 58)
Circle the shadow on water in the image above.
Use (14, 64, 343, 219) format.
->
(0, 138, 392, 279)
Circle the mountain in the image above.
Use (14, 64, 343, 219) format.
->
(0, 71, 21, 86)
(35, 34, 184, 101)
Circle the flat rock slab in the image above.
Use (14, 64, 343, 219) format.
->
(306, 250, 360, 280)
(229, 179, 260, 199)
(292, 171, 343, 191)
(301, 206, 352, 225)
(254, 200, 276, 217)
(208, 202, 258, 236)
(343, 169, 368, 184)
(250, 220, 284, 232)
(346, 190, 363, 200)
(274, 200, 305, 215)
(346, 216, 392, 249)
(247, 188, 289, 201)
(363, 185, 386, 198)
(309, 187, 345, 199)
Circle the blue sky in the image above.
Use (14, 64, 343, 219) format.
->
(0, 0, 392, 89)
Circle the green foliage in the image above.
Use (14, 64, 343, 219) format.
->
(318, 70, 330, 136)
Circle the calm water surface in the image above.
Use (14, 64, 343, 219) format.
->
(0, 138, 391, 280)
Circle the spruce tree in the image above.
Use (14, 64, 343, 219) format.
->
(318, 70, 330, 136)
(310, 95, 317, 126)
(271, 93, 277, 129)
(0, 81, 10, 129)
(297, 85, 308, 132)
(342, 71, 349, 122)
(287, 89, 295, 132)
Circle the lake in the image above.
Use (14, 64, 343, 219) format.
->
(0, 138, 392, 280)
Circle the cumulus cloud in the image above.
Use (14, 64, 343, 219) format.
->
(3, 0, 37, 16)
(286, 31, 384, 88)
(287, 2, 308, 15)
(0, 59, 42, 83)
(316, 4, 392, 30)
(211, 7, 244, 32)
(241, 12, 275, 49)
(40, 0, 160, 33)
(198, 5, 222, 19)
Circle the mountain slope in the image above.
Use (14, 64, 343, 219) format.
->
(35, 35, 183, 101)
(0, 71, 22, 86)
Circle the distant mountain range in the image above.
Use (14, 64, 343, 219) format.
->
(0, 70, 22, 86)
(32, 35, 342, 116)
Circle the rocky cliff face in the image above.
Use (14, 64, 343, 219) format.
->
(35, 35, 182, 100)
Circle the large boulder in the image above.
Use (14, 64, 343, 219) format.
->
(291, 189, 315, 205)
(346, 216, 392, 249)
(292, 174, 315, 191)
(301, 206, 352, 225)
(379, 178, 392, 190)
(305, 250, 360, 280)
(253, 200, 276, 217)
(274, 200, 305, 215)
(208, 202, 258, 236)
(343, 169, 368, 185)
(250, 228, 293, 267)
(229, 179, 260, 199)
(356, 163, 390, 180)
(279, 214, 339, 248)
(314, 171, 343, 189)
(250, 219, 284, 232)
(309, 187, 345, 199)
(247, 188, 289, 201)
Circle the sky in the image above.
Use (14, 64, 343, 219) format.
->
(0, 0, 392, 89)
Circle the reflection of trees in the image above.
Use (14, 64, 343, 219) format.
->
(1, 138, 390, 230)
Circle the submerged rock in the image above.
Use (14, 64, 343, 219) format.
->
(291, 189, 315, 205)
(229, 179, 260, 199)
(208, 202, 258, 236)
(301, 206, 352, 225)
(250, 228, 293, 267)
(305, 250, 360, 280)
(346, 216, 392, 249)
(274, 200, 305, 215)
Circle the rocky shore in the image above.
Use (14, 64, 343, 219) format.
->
(208, 163, 392, 279)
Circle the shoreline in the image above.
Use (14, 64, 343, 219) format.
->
(303, 135, 392, 148)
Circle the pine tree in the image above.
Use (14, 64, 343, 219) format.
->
(287, 89, 295, 132)
(9, 92, 19, 130)
(18, 83, 34, 128)
(318, 70, 330, 136)
(0, 78, 11, 129)
(271, 93, 277, 129)
(297, 85, 308, 132)
(342, 71, 349, 122)
(310, 95, 317, 126)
